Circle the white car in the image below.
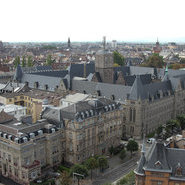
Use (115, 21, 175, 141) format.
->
(147, 138, 155, 144)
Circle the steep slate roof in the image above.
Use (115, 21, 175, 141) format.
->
(136, 142, 185, 180)
(129, 75, 146, 100)
(72, 79, 131, 101)
(124, 74, 152, 86)
(22, 66, 52, 73)
(30, 70, 68, 78)
(21, 74, 65, 92)
(144, 142, 171, 172)
(129, 77, 172, 101)
(13, 64, 23, 82)
(42, 97, 120, 121)
(69, 63, 95, 79)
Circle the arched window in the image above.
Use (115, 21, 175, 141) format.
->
(133, 109, 136, 122)
(175, 163, 182, 176)
(45, 84, 48, 90)
(97, 90, 101, 96)
(130, 108, 132, 122)
(25, 81, 29, 86)
(111, 95, 115, 100)
(34, 82, 39, 89)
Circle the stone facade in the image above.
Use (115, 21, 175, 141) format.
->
(0, 119, 65, 185)
(65, 107, 122, 164)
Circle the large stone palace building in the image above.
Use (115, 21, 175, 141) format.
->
(0, 95, 121, 184)
(2, 50, 185, 139)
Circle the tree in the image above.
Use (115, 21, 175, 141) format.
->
(116, 171, 135, 185)
(126, 140, 138, 158)
(97, 156, 108, 172)
(180, 58, 185, 64)
(27, 56, 33, 67)
(156, 125, 163, 136)
(85, 157, 98, 180)
(14, 56, 20, 68)
(176, 114, 185, 130)
(70, 164, 88, 185)
(113, 51, 125, 66)
(108, 146, 114, 156)
(166, 119, 180, 133)
(120, 149, 126, 160)
(145, 53, 164, 68)
(46, 54, 53, 66)
(58, 171, 72, 185)
(22, 55, 26, 67)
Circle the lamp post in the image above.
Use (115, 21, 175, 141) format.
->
(73, 172, 84, 185)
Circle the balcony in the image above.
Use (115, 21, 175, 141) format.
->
(22, 160, 40, 169)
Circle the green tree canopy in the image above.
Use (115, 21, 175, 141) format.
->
(58, 171, 72, 185)
(113, 51, 125, 66)
(46, 54, 53, 66)
(14, 56, 20, 68)
(145, 53, 164, 68)
(126, 140, 138, 157)
(85, 157, 98, 179)
(176, 114, 185, 130)
(27, 56, 33, 67)
(22, 55, 26, 67)
(120, 149, 126, 160)
(166, 119, 180, 133)
(70, 164, 88, 178)
(97, 156, 108, 172)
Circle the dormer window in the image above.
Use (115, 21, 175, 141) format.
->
(175, 163, 182, 176)
(155, 161, 162, 169)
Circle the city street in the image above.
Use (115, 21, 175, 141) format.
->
(92, 155, 140, 185)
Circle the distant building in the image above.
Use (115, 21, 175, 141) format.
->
(112, 40, 117, 49)
(0, 41, 3, 50)
(153, 39, 162, 54)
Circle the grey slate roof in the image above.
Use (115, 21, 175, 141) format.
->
(129, 75, 146, 100)
(22, 66, 52, 73)
(42, 97, 120, 121)
(13, 64, 23, 82)
(72, 79, 131, 101)
(21, 74, 64, 92)
(136, 142, 185, 180)
(30, 70, 68, 78)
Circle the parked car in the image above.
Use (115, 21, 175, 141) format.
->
(147, 138, 155, 144)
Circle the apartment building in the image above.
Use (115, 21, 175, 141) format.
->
(42, 96, 122, 164)
(0, 111, 65, 185)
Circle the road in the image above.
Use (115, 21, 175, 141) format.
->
(92, 156, 139, 185)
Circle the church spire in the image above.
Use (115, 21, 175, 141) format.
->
(68, 37, 71, 48)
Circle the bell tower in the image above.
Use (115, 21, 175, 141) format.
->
(95, 36, 114, 83)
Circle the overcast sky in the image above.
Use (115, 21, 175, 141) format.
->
(0, 0, 185, 42)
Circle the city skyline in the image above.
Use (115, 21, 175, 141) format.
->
(0, 0, 185, 42)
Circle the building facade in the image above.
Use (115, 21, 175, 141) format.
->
(0, 111, 65, 185)
(135, 141, 185, 185)
(42, 96, 122, 164)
